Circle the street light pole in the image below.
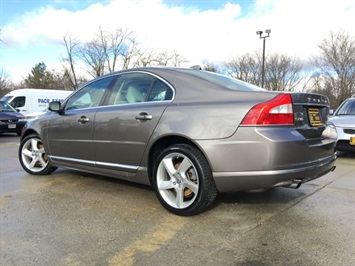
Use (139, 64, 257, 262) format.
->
(256, 29, 271, 88)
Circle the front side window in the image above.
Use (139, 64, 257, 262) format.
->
(9, 96, 26, 108)
(64, 77, 114, 111)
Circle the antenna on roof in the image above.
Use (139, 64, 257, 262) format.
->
(190, 65, 202, 70)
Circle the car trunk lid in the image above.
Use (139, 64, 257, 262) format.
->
(291, 93, 331, 141)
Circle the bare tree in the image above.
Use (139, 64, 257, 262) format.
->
(102, 27, 134, 72)
(225, 51, 303, 91)
(311, 30, 355, 107)
(121, 38, 141, 69)
(73, 27, 137, 77)
(265, 54, 303, 91)
(51, 69, 87, 91)
(62, 34, 80, 89)
(78, 38, 107, 77)
(134, 48, 158, 67)
(156, 50, 187, 67)
(201, 61, 221, 73)
(307, 73, 338, 108)
(0, 68, 14, 97)
(62, 27, 187, 78)
(0, 68, 10, 89)
(225, 52, 262, 85)
(132, 49, 187, 68)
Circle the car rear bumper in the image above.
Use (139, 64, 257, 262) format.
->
(196, 126, 337, 192)
(212, 153, 337, 192)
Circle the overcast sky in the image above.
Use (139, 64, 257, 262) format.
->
(1, 0, 355, 82)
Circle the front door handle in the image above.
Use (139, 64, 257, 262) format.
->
(78, 116, 90, 123)
(135, 112, 153, 121)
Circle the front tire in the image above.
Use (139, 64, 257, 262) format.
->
(152, 144, 218, 216)
(19, 134, 57, 175)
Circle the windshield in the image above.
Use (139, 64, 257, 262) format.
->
(0, 101, 16, 112)
(0, 96, 12, 103)
(335, 99, 355, 115)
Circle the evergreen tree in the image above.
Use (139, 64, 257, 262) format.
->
(24, 62, 56, 89)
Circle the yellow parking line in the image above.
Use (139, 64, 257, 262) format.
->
(109, 214, 187, 266)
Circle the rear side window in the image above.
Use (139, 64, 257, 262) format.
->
(148, 79, 173, 101)
(107, 73, 173, 105)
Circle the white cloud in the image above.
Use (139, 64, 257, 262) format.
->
(1, 0, 355, 82)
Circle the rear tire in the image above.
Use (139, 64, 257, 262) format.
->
(19, 134, 57, 175)
(152, 144, 218, 216)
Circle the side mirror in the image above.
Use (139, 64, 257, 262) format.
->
(329, 109, 334, 115)
(48, 101, 61, 113)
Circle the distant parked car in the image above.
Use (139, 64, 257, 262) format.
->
(19, 67, 337, 215)
(0, 100, 27, 135)
(329, 97, 355, 153)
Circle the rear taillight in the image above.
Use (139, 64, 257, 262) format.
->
(241, 93, 294, 125)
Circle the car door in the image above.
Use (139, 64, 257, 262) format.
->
(46, 76, 115, 166)
(93, 72, 174, 172)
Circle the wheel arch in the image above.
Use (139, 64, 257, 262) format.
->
(147, 135, 205, 184)
(18, 130, 57, 175)
(21, 128, 40, 141)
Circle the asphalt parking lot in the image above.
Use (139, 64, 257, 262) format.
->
(1, 134, 354, 266)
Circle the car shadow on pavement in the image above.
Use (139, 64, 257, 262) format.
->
(54, 169, 310, 211)
(218, 187, 308, 205)
(336, 151, 355, 159)
(58, 168, 155, 192)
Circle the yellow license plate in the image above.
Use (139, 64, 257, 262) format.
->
(308, 108, 323, 127)
(350, 136, 355, 146)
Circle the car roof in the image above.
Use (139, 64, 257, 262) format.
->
(96, 67, 273, 103)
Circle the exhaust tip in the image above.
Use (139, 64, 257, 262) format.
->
(286, 179, 303, 189)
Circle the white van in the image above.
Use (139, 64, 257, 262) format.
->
(1, 88, 73, 115)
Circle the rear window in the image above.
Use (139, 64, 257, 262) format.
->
(180, 69, 266, 92)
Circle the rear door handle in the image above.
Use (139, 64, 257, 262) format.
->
(78, 116, 90, 123)
(135, 112, 153, 121)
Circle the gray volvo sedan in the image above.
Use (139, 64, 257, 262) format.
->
(19, 67, 337, 216)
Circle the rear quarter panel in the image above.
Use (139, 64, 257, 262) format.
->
(153, 92, 277, 140)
